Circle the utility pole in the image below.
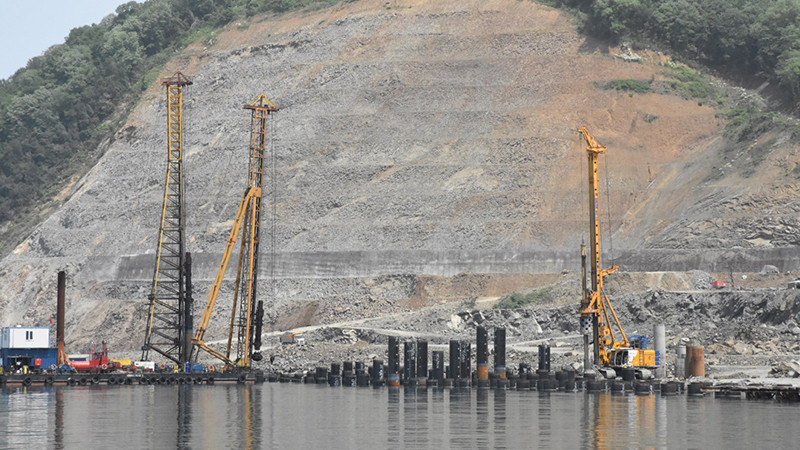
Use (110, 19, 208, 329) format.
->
(142, 71, 193, 365)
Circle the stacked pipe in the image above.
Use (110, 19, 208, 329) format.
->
(536, 344, 553, 390)
(292, 324, 685, 391)
(476, 326, 489, 388)
(448, 340, 459, 382)
(416, 341, 428, 386)
(494, 328, 506, 379)
(654, 324, 666, 378)
(676, 346, 686, 378)
(315, 367, 328, 384)
(537, 344, 551, 374)
(372, 359, 385, 387)
(459, 340, 471, 387)
(403, 341, 416, 385)
(56, 271, 66, 366)
(387, 336, 400, 386)
(342, 361, 355, 387)
(328, 363, 341, 386)
(355, 361, 370, 387)
(431, 351, 444, 387)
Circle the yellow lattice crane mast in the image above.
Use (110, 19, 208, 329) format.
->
(142, 71, 193, 365)
(577, 127, 655, 374)
(192, 95, 278, 369)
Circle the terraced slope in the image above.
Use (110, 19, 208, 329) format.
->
(0, 0, 797, 351)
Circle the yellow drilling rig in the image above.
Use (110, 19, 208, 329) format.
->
(577, 127, 656, 377)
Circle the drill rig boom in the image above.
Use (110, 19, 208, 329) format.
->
(577, 127, 655, 371)
(192, 95, 277, 369)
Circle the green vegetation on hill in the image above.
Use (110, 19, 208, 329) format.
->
(602, 65, 716, 102)
(0, 0, 341, 251)
(545, 0, 800, 106)
(494, 288, 554, 309)
(603, 78, 652, 94)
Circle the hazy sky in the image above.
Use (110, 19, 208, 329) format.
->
(0, 0, 132, 80)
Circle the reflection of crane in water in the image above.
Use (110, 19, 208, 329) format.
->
(177, 385, 191, 446)
(176, 384, 260, 447)
(242, 384, 258, 448)
(584, 393, 662, 448)
(192, 95, 278, 369)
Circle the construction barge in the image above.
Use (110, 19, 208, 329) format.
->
(0, 370, 264, 387)
(0, 270, 264, 389)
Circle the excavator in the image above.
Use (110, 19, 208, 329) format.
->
(577, 127, 656, 378)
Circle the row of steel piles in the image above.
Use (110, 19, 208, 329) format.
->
(309, 361, 374, 386)
(375, 326, 553, 388)
(385, 337, 440, 387)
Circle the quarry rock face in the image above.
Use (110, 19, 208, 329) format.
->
(0, 0, 798, 351)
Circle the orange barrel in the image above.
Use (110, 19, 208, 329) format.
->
(685, 345, 705, 377)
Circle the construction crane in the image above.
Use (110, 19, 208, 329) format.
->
(192, 95, 278, 369)
(142, 71, 193, 365)
(577, 126, 655, 375)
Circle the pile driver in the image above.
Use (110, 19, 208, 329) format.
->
(191, 95, 278, 369)
(142, 71, 194, 366)
(577, 127, 655, 376)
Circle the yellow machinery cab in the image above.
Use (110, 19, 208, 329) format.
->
(609, 347, 656, 368)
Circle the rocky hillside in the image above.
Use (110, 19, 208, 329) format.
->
(252, 269, 800, 377)
(0, 0, 798, 353)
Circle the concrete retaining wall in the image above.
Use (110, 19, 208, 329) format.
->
(82, 248, 800, 282)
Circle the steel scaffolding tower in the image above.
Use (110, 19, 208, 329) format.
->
(142, 71, 193, 364)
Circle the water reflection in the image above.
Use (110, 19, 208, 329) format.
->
(3, 383, 800, 448)
(539, 391, 552, 444)
(176, 385, 191, 448)
(476, 388, 490, 448)
(448, 387, 472, 449)
(656, 390, 667, 445)
(387, 387, 400, 446)
(583, 390, 669, 449)
(493, 389, 507, 449)
(55, 387, 64, 449)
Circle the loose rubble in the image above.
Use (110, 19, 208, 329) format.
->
(252, 270, 800, 381)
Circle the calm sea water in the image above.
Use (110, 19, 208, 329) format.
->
(1, 383, 799, 449)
